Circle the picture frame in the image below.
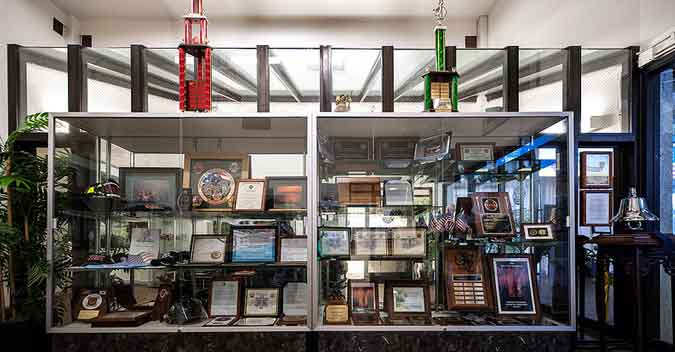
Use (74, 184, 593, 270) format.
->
(390, 228, 426, 257)
(243, 288, 280, 317)
(118, 167, 182, 211)
(455, 142, 496, 161)
(375, 137, 417, 169)
(384, 280, 431, 322)
(414, 132, 452, 162)
(580, 190, 613, 226)
(279, 237, 308, 262)
(331, 137, 372, 160)
(521, 223, 555, 241)
(348, 280, 380, 324)
(281, 282, 307, 318)
(489, 255, 540, 320)
(266, 176, 307, 211)
(444, 247, 493, 311)
(230, 226, 277, 263)
(383, 180, 414, 206)
(470, 192, 515, 237)
(189, 235, 227, 264)
(319, 227, 351, 257)
(336, 177, 381, 206)
(208, 279, 241, 318)
(580, 151, 613, 189)
(234, 179, 266, 211)
(351, 228, 389, 257)
(183, 153, 248, 211)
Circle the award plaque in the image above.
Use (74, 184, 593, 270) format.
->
(91, 311, 152, 328)
(279, 237, 308, 262)
(243, 288, 280, 317)
(580, 190, 612, 226)
(280, 282, 307, 325)
(73, 289, 108, 321)
(490, 255, 540, 320)
(324, 303, 349, 325)
(352, 228, 389, 256)
(266, 177, 307, 211)
(151, 284, 172, 321)
(183, 154, 248, 211)
(208, 280, 240, 317)
(331, 137, 372, 160)
(383, 180, 414, 206)
(337, 177, 381, 206)
(319, 227, 351, 257)
(414, 133, 451, 162)
(391, 228, 426, 257)
(444, 247, 493, 311)
(234, 179, 266, 211)
(580, 151, 613, 189)
(456, 143, 495, 161)
(384, 280, 431, 322)
(471, 192, 515, 237)
(521, 223, 554, 241)
(231, 227, 277, 263)
(348, 280, 380, 324)
(375, 137, 417, 169)
(190, 235, 226, 264)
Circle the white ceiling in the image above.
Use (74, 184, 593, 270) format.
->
(51, 0, 497, 19)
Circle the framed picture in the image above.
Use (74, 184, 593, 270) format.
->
(375, 137, 417, 169)
(331, 137, 372, 160)
(444, 247, 493, 311)
(390, 228, 426, 257)
(383, 180, 413, 206)
(414, 133, 451, 162)
(471, 192, 515, 237)
(183, 154, 248, 211)
(352, 228, 389, 256)
(231, 226, 277, 263)
(580, 190, 613, 226)
(190, 235, 227, 264)
(521, 223, 554, 241)
(266, 177, 307, 211)
(348, 280, 379, 324)
(279, 237, 308, 262)
(119, 167, 182, 211)
(490, 255, 540, 319)
(234, 179, 266, 211)
(455, 143, 495, 161)
(580, 151, 613, 189)
(208, 280, 240, 318)
(243, 288, 280, 317)
(384, 280, 431, 321)
(319, 227, 351, 257)
(413, 187, 433, 206)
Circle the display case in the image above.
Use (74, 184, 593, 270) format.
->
(48, 111, 574, 334)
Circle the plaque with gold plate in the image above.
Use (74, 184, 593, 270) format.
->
(324, 301, 350, 325)
(470, 192, 515, 237)
(337, 177, 381, 206)
(73, 289, 109, 321)
(444, 247, 494, 311)
(190, 234, 227, 264)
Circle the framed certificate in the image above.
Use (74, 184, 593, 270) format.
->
(383, 180, 413, 206)
(231, 227, 277, 263)
(243, 288, 279, 317)
(234, 179, 266, 211)
(580, 151, 613, 189)
(455, 143, 495, 161)
(521, 223, 555, 241)
(129, 228, 160, 263)
(490, 255, 540, 320)
(384, 281, 431, 321)
(319, 227, 350, 257)
(208, 280, 240, 317)
(444, 247, 493, 311)
(352, 228, 389, 256)
(282, 282, 307, 316)
(190, 235, 226, 264)
(391, 228, 426, 257)
(471, 192, 515, 237)
(581, 190, 613, 226)
(279, 237, 308, 262)
(266, 177, 307, 211)
(183, 154, 248, 211)
(414, 133, 451, 162)
(348, 280, 379, 324)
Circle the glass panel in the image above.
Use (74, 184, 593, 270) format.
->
(146, 48, 180, 113)
(50, 114, 308, 331)
(518, 49, 564, 112)
(581, 49, 632, 133)
(457, 49, 505, 112)
(316, 113, 571, 328)
(332, 48, 382, 113)
(270, 48, 320, 114)
(393, 49, 433, 112)
(84, 48, 131, 112)
(212, 48, 257, 113)
(20, 47, 68, 127)
(662, 65, 674, 343)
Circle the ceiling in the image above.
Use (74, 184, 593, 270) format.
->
(51, 0, 497, 19)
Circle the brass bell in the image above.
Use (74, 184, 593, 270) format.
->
(610, 187, 659, 230)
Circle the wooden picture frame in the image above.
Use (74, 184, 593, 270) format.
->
(444, 247, 494, 311)
(580, 190, 613, 226)
(230, 226, 277, 263)
(348, 280, 380, 324)
(489, 255, 540, 321)
(351, 228, 389, 257)
(207, 279, 241, 318)
(118, 167, 182, 211)
(189, 234, 227, 264)
(266, 176, 307, 211)
(470, 192, 515, 237)
(318, 227, 351, 257)
(183, 153, 248, 211)
(384, 280, 431, 322)
(455, 142, 496, 161)
(234, 179, 266, 211)
(521, 223, 555, 241)
(336, 177, 381, 206)
(580, 151, 613, 189)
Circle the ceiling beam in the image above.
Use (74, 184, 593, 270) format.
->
(393, 57, 434, 101)
(270, 61, 302, 103)
(359, 52, 382, 102)
(211, 51, 257, 93)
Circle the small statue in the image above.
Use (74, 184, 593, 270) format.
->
(335, 95, 352, 112)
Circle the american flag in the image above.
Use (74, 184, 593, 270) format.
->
(453, 209, 471, 235)
(429, 208, 456, 234)
(126, 252, 154, 265)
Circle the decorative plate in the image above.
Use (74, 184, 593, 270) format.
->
(197, 168, 235, 206)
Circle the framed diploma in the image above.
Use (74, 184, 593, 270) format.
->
(580, 151, 613, 189)
(190, 235, 226, 264)
(234, 179, 266, 211)
(383, 180, 413, 206)
(521, 223, 554, 241)
(414, 133, 451, 162)
(390, 228, 426, 257)
(282, 282, 307, 317)
(455, 143, 495, 161)
(266, 177, 307, 211)
(444, 247, 493, 311)
(208, 280, 240, 317)
(581, 190, 613, 226)
(490, 255, 540, 320)
(348, 280, 380, 324)
(231, 227, 277, 263)
(119, 167, 182, 211)
(319, 227, 351, 257)
(384, 281, 431, 321)
(279, 237, 308, 262)
(183, 154, 248, 211)
(471, 192, 515, 237)
(352, 228, 389, 256)
(243, 288, 280, 317)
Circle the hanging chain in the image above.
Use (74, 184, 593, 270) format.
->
(433, 0, 447, 24)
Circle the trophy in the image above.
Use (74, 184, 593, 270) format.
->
(423, 0, 459, 112)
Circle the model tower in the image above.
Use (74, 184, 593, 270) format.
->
(423, 0, 459, 112)
(179, 0, 212, 111)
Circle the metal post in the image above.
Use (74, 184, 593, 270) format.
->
(67, 44, 87, 112)
(503, 46, 519, 112)
(131, 44, 148, 112)
(320, 46, 333, 112)
(381, 46, 394, 112)
(257, 45, 270, 112)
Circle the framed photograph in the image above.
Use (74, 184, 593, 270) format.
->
(352, 228, 389, 256)
(455, 143, 495, 161)
(414, 133, 451, 162)
(383, 180, 413, 206)
(183, 154, 248, 211)
(490, 255, 540, 319)
(413, 187, 433, 206)
(282, 282, 307, 317)
(581, 190, 613, 226)
(234, 179, 266, 211)
(190, 235, 227, 264)
(348, 280, 379, 324)
(243, 288, 279, 317)
(444, 247, 493, 311)
(521, 223, 554, 241)
(266, 177, 307, 211)
(208, 280, 240, 317)
(384, 281, 431, 321)
(319, 227, 351, 257)
(279, 237, 308, 262)
(471, 192, 515, 237)
(580, 151, 613, 189)
(391, 228, 426, 257)
(231, 226, 277, 263)
(119, 167, 182, 211)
